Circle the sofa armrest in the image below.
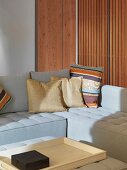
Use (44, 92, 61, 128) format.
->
(101, 85, 127, 112)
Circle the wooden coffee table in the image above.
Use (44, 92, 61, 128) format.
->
(0, 137, 106, 170)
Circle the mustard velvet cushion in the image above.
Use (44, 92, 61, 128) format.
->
(51, 77, 85, 108)
(27, 79, 66, 112)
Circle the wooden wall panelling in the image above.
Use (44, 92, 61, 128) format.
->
(37, 0, 63, 71)
(119, 0, 122, 86)
(63, 0, 76, 68)
(84, 0, 89, 66)
(36, 0, 76, 71)
(124, 0, 127, 87)
(109, 0, 127, 87)
(78, 0, 84, 64)
(78, 0, 108, 84)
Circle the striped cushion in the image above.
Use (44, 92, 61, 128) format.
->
(0, 86, 11, 111)
(70, 64, 103, 108)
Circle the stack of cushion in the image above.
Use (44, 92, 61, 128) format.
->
(0, 65, 103, 113)
(27, 65, 103, 113)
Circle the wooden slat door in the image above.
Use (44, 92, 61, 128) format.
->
(36, 0, 76, 71)
(78, 0, 108, 85)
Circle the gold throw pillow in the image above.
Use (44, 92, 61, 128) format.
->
(51, 77, 85, 108)
(27, 79, 66, 112)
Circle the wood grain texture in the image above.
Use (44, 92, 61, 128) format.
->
(78, 0, 108, 84)
(110, 0, 127, 87)
(36, 0, 76, 71)
(78, 0, 127, 87)
(37, 0, 63, 71)
(0, 138, 106, 170)
(63, 0, 76, 68)
(78, 0, 84, 64)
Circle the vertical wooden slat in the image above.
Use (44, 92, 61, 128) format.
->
(118, 0, 122, 86)
(88, 0, 91, 66)
(79, 0, 127, 87)
(63, 0, 76, 68)
(122, 0, 126, 87)
(109, 0, 112, 85)
(115, 0, 119, 86)
(93, 0, 97, 67)
(99, 0, 102, 67)
(85, 0, 89, 66)
(113, 0, 116, 85)
(104, 0, 108, 85)
(109, 0, 127, 87)
(78, 0, 84, 65)
(78, 0, 108, 85)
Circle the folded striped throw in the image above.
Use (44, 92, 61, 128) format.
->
(70, 64, 103, 108)
(0, 86, 11, 111)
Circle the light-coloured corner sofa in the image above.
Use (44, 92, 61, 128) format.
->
(0, 69, 127, 163)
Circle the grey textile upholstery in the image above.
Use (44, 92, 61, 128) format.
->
(30, 69, 70, 82)
(0, 112, 66, 145)
(0, 73, 30, 113)
(0, 136, 55, 151)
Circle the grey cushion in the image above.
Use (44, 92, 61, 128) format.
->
(30, 69, 70, 82)
(0, 73, 30, 113)
(0, 111, 66, 145)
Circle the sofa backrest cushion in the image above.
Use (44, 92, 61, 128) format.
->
(30, 69, 70, 82)
(101, 85, 127, 112)
(0, 73, 30, 114)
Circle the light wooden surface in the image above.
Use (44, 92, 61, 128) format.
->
(0, 138, 106, 170)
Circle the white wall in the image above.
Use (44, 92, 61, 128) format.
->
(0, 0, 35, 75)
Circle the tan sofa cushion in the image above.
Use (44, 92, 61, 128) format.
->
(27, 79, 66, 113)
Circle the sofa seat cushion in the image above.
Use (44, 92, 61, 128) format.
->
(0, 112, 67, 145)
(54, 107, 127, 163)
(0, 136, 55, 151)
(53, 107, 127, 141)
(53, 107, 115, 142)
